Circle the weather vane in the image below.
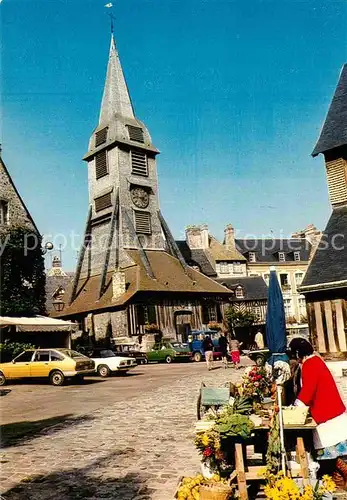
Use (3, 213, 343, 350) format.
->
(105, 3, 116, 34)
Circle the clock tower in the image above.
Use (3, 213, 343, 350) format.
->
(79, 35, 165, 279)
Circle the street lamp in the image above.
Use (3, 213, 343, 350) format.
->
(42, 241, 54, 255)
(52, 299, 65, 312)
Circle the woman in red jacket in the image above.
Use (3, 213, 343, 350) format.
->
(289, 338, 347, 486)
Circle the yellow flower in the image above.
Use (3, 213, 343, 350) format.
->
(201, 433, 210, 446)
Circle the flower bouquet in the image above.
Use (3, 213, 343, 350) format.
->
(264, 471, 336, 500)
(239, 366, 272, 402)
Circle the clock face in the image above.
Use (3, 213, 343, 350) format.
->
(131, 187, 149, 208)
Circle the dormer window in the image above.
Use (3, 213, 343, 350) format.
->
(278, 252, 286, 262)
(127, 125, 144, 143)
(249, 252, 256, 262)
(294, 251, 300, 261)
(235, 286, 244, 299)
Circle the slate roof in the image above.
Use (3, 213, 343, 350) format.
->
(215, 277, 268, 301)
(312, 65, 347, 156)
(235, 239, 311, 262)
(300, 206, 347, 290)
(57, 250, 231, 318)
(175, 241, 217, 277)
(45, 273, 74, 313)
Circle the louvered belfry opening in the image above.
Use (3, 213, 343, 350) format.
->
(95, 150, 108, 179)
(134, 210, 151, 234)
(326, 159, 347, 205)
(95, 127, 108, 147)
(95, 192, 112, 212)
(131, 150, 148, 176)
(127, 125, 144, 143)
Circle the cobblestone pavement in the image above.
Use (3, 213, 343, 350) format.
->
(0, 362, 247, 500)
(1, 362, 347, 500)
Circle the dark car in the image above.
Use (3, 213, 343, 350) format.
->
(189, 331, 231, 362)
(112, 344, 148, 365)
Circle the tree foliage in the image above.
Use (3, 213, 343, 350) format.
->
(224, 307, 258, 330)
(0, 226, 46, 317)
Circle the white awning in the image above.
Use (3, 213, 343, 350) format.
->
(0, 316, 76, 333)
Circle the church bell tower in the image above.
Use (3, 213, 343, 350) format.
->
(80, 35, 165, 279)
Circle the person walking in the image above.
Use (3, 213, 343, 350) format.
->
(202, 335, 214, 371)
(229, 336, 242, 368)
(218, 331, 229, 369)
(290, 337, 347, 488)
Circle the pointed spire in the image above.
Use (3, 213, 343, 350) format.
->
(99, 35, 135, 124)
(312, 64, 347, 156)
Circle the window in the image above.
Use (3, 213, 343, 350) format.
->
(14, 351, 34, 362)
(249, 252, 256, 262)
(283, 299, 292, 318)
(95, 127, 108, 147)
(294, 252, 300, 261)
(127, 125, 144, 143)
(295, 272, 304, 286)
(0, 200, 9, 225)
(95, 150, 108, 179)
(253, 305, 261, 318)
(298, 298, 307, 317)
(131, 150, 148, 176)
(136, 304, 156, 325)
(95, 192, 112, 212)
(263, 273, 270, 285)
(202, 305, 217, 323)
(278, 252, 285, 262)
(33, 351, 50, 362)
(326, 160, 347, 205)
(233, 262, 243, 274)
(50, 351, 64, 361)
(134, 210, 151, 234)
(235, 286, 244, 299)
(219, 262, 229, 274)
(280, 274, 290, 290)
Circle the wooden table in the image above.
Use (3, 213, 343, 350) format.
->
(233, 419, 317, 500)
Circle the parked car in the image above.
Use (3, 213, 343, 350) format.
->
(88, 348, 137, 377)
(146, 342, 192, 364)
(0, 348, 95, 386)
(112, 344, 148, 365)
(189, 331, 230, 362)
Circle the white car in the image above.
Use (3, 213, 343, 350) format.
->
(88, 348, 137, 377)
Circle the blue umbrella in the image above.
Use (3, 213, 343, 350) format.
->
(266, 268, 289, 372)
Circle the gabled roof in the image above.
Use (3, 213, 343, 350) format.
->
(0, 156, 39, 233)
(57, 250, 231, 317)
(235, 239, 311, 263)
(99, 35, 135, 125)
(312, 65, 347, 156)
(208, 236, 246, 261)
(215, 276, 268, 301)
(300, 206, 347, 291)
(175, 241, 217, 277)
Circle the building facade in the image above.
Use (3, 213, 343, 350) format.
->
(57, 35, 231, 342)
(300, 65, 347, 360)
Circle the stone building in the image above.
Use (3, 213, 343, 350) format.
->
(0, 154, 38, 232)
(57, 35, 231, 341)
(300, 65, 347, 360)
(177, 225, 268, 324)
(179, 223, 319, 328)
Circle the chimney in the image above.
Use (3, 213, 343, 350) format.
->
(112, 270, 126, 300)
(224, 224, 235, 249)
(185, 224, 209, 249)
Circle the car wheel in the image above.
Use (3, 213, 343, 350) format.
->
(0, 372, 6, 386)
(50, 370, 65, 386)
(193, 352, 202, 362)
(165, 355, 172, 364)
(98, 364, 110, 378)
(142, 357, 148, 365)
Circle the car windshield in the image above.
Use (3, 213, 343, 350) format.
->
(99, 350, 116, 358)
(59, 349, 89, 359)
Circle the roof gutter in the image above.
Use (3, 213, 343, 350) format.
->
(299, 279, 347, 294)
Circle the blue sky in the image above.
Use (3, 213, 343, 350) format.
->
(1, 0, 347, 270)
